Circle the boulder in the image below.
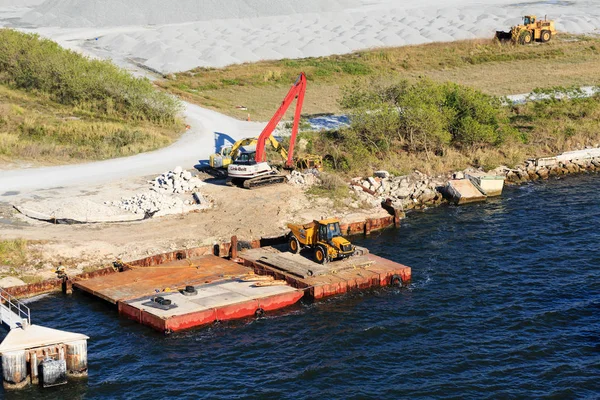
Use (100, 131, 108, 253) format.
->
(374, 170, 390, 179)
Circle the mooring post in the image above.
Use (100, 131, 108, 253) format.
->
(231, 236, 238, 259)
(65, 340, 88, 377)
(62, 278, 73, 295)
(2, 350, 29, 389)
(364, 219, 372, 235)
(394, 209, 401, 228)
(30, 351, 39, 385)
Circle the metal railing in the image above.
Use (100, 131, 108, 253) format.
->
(0, 288, 30, 329)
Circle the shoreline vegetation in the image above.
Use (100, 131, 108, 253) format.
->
(159, 34, 600, 178)
(0, 29, 184, 164)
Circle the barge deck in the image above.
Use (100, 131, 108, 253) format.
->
(74, 247, 411, 333)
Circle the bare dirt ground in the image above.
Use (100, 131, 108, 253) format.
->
(0, 173, 387, 282)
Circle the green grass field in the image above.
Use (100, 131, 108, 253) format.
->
(159, 34, 600, 121)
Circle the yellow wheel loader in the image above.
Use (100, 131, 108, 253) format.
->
(495, 15, 556, 45)
(287, 218, 355, 264)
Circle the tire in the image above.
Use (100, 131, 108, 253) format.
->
(314, 246, 328, 264)
(391, 274, 402, 287)
(519, 30, 532, 45)
(541, 30, 551, 43)
(288, 235, 301, 254)
(255, 308, 265, 318)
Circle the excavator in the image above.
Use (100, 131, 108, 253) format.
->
(209, 135, 287, 169)
(225, 72, 319, 189)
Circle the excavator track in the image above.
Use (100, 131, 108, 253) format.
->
(242, 174, 286, 189)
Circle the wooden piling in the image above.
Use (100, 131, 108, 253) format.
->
(231, 235, 238, 259)
(2, 350, 28, 389)
(65, 340, 88, 377)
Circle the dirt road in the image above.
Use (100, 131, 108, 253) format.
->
(0, 102, 264, 195)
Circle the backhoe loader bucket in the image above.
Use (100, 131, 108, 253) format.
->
(495, 30, 512, 42)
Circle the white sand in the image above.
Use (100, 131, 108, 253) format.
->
(1, 0, 599, 74)
(0, 0, 44, 6)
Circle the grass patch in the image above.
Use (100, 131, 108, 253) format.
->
(0, 85, 181, 163)
(306, 173, 352, 208)
(0, 238, 28, 267)
(159, 35, 600, 120)
(0, 29, 181, 124)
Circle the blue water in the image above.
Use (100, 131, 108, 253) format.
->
(2, 174, 600, 399)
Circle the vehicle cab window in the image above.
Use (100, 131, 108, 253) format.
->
(236, 152, 256, 165)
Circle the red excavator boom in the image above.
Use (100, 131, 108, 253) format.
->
(254, 72, 306, 168)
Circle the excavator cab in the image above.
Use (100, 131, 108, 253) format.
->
(234, 146, 257, 165)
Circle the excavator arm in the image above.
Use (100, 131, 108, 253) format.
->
(255, 73, 306, 168)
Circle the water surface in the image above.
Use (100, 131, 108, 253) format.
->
(3, 174, 600, 399)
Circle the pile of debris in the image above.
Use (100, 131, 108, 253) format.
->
(106, 166, 210, 217)
(149, 166, 205, 194)
(286, 170, 320, 186)
(109, 191, 196, 217)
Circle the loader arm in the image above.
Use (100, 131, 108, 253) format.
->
(255, 72, 306, 168)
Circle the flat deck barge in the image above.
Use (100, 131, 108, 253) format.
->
(74, 247, 411, 333)
(74, 255, 303, 333)
(239, 246, 411, 299)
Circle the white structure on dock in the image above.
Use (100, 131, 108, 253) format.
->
(0, 288, 89, 390)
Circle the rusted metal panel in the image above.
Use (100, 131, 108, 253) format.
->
(215, 300, 259, 322)
(140, 310, 167, 333)
(163, 309, 216, 332)
(74, 255, 251, 304)
(258, 291, 304, 312)
(3, 279, 62, 299)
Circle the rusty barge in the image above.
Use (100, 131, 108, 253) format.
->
(73, 243, 410, 334)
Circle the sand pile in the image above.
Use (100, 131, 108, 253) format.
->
(74, 0, 600, 73)
(0, 0, 44, 7)
(21, 0, 360, 27)
(7, 0, 600, 74)
(15, 197, 141, 223)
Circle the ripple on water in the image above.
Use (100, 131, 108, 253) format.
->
(2, 175, 600, 399)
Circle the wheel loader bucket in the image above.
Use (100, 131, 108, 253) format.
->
(495, 31, 512, 42)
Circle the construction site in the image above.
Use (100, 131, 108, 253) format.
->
(1, 0, 600, 396)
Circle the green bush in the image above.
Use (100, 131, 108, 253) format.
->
(0, 29, 181, 124)
(340, 78, 509, 154)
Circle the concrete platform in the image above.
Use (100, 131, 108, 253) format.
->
(240, 247, 411, 299)
(445, 179, 487, 205)
(466, 173, 505, 197)
(74, 255, 303, 333)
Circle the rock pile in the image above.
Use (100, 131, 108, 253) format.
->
(286, 170, 320, 186)
(506, 157, 600, 184)
(106, 166, 210, 217)
(111, 191, 183, 216)
(149, 166, 205, 194)
(350, 170, 446, 210)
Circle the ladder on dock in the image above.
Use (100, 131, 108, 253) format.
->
(0, 288, 30, 330)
